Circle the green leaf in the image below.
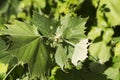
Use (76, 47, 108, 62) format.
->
(0, 38, 6, 52)
(103, 28, 114, 44)
(88, 27, 102, 41)
(62, 15, 88, 43)
(0, 62, 8, 80)
(112, 56, 120, 70)
(0, 0, 10, 14)
(113, 37, 120, 43)
(72, 38, 89, 66)
(91, 0, 99, 8)
(0, 52, 18, 80)
(89, 41, 111, 64)
(97, 0, 120, 26)
(0, 37, 17, 67)
(0, 52, 17, 65)
(0, 20, 39, 50)
(33, 0, 46, 8)
(0, 21, 49, 78)
(32, 12, 59, 37)
(114, 42, 120, 57)
(55, 45, 71, 70)
(104, 67, 120, 80)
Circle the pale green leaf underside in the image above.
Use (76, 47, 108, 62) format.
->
(72, 38, 89, 66)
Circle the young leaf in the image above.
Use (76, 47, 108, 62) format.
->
(72, 38, 89, 66)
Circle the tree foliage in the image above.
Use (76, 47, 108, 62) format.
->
(0, 0, 120, 80)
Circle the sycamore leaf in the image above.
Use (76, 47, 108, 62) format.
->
(97, 0, 120, 26)
(32, 12, 59, 37)
(0, 21, 49, 78)
(56, 15, 88, 43)
(89, 41, 111, 64)
(62, 15, 88, 42)
(72, 38, 89, 66)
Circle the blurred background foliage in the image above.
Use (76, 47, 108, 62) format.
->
(0, 0, 93, 26)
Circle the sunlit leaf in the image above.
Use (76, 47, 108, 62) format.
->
(91, 0, 99, 8)
(88, 27, 102, 41)
(72, 38, 89, 66)
(0, 62, 8, 79)
(62, 15, 88, 43)
(55, 15, 88, 43)
(89, 41, 111, 64)
(103, 28, 114, 44)
(104, 67, 119, 80)
(97, 0, 120, 26)
(114, 42, 120, 57)
(33, 0, 46, 8)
